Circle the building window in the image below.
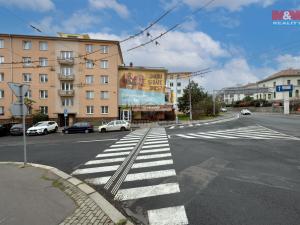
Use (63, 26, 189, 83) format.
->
(100, 60, 108, 69)
(274, 92, 276, 98)
(39, 41, 48, 51)
(86, 44, 93, 53)
(86, 91, 94, 99)
(262, 84, 265, 87)
(296, 90, 299, 98)
(0, 106, 4, 115)
(60, 51, 73, 59)
(39, 90, 48, 99)
(23, 57, 32, 67)
(39, 74, 48, 83)
(86, 60, 94, 69)
(85, 75, 94, 84)
(273, 81, 276, 87)
(177, 89, 181, 94)
(0, 56, 4, 64)
(62, 98, 73, 106)
(39, 57, 48, 67)
(177, 82, 181, 87)
(268, 94, 271, 99)
(0, 89, 4, 98)
(100, 75, 109, 84)
(23, 40, 32, 50)
(287, 80, 291, 85)
(100, 91, 109, 99)
(86, 106, 94, 114)
(289, 91, 293, 98)
(61, 67, 73, 76)
(0, 73, 3, 82)
(40, 106, 48, 115)
(25, 90, 32, 99)
(0, 39, 3, 48)
(100, 45, 109, 54)
(61, 82, 73, 91)
(297, 80, 300, 86)
(169, 82, 173, 87)
(23, 73, 32, 82)
(101, 106, 109, 114)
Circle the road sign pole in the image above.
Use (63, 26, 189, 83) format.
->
(21, 85, 27, 166)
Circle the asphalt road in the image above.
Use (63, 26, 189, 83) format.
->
(0, 113, 300, 225)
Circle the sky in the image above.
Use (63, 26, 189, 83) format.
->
(1, 0, 300, 91)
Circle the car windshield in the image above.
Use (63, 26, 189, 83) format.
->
(34, 122, 47, 127)
(11, 124, 22, 128)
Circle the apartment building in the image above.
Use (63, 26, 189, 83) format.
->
(0, 33, 123, 125)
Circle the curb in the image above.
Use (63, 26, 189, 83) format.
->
(0, 161, 133, 225)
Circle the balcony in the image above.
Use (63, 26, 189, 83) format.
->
(58, 73, 74, 81)
(58, 90, 74, 97)
(57, 57, 74, 65)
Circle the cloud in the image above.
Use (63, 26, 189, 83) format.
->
(89, 0, 129, 18)
(275, 54, 300, 70)
(0, 0, 54, 11)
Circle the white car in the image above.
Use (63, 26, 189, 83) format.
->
(26, 121, 58, 135)
(98, 120, 131, 132)
(220, 107, 227, 112)
(241, 109, 251, 115)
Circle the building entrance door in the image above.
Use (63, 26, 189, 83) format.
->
(121, 109, 131, 121)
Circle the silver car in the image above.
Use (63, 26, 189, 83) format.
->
(98, 120, 131, 132)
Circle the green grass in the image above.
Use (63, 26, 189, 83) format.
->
(177, 114, 190, 121)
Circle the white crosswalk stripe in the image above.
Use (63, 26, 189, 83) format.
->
(148, 205, 189, 225)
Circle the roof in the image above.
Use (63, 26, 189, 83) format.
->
(258, 68, 300, 83)
(118, 65, 167, 72)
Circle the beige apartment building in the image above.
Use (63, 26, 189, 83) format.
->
(0, 33, 123, 125)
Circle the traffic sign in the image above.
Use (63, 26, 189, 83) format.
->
(10, 103, 28, 116)
(64, 108, 68, 117)
(276, 85, 293, 92)
(8, 82, 29, 97)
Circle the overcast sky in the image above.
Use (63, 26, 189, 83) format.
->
(0, 0, 299, 91)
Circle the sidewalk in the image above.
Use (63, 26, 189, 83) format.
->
(0, 163, 132, 225)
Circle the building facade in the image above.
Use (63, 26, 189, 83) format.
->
(0, 33, 123, 125)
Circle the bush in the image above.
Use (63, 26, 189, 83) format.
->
(32, 111, 49, 124)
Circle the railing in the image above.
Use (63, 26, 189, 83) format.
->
(58, 73, 74, 80)
(58, 90, 74, 96)
(57, 57, 74, 65)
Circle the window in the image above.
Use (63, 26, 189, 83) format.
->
(0, 73, 3, 82)
(287, 80, 291, 85)
(177, 89, 181, 94)
(0, 89, 4, 98)
(100, 91, 109, 99)
(0, 56, 4, 64)
(39, 41, 48, 51)
(39, 57, 48, 67)
(85, 75, 94, 84)
(23, 40, 32, 50)
(62, 98, 73, 106)
(23, 57, 32, 67)
(25, 90, 32, 98)
(177, 82, 181, 87)
(86, 44, 93, 53)
(61, 67, 73, 76)
(0, 106, 4, 115)
(101, 106, 109, 114)
(100, 45, 109, 54)
(23, 73, 32, 82)
(268, 94, 271, 99)
(296, 90, 299, 98)
(40, 106, 48, 115)
(61, 82, 73, 91)
(262, 84, 265, 87)
(86, 106, 94, 114)
(100, 60, 108, 69)
(39, 74, 48, 83)
(274, 92, 276, 98)
(289, 91, 292, 98)
(297, 80, 300, 85)
(60, 51, 73, 59)
(169, 82, 173, 87)
(86, 91, 94, 99)
(0, 39, 3, 48)
(39, 90, 48, 99)
(86, 60, 94, 69)
(100, 75, 109, 84)
(273, 81, 276, 87)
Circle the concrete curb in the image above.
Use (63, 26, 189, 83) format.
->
(0, 161, 133, 225)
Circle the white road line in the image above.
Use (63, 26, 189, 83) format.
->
(96, 151, 130, 158)
(147, 205, 189, 225)
(77, 139, 118, 143)
(116, 140, 139, 144)
(72, 165, 119, 175)
(136, 153, 172, 160)
(188, 124, 193, 127)
(144, 140, 169, 145)
(110, 143, 137, 147)
(146, 137, 168, 140)
(125, 169, 176, 182)
(188, 133, 216, 139)
(120, 138, 141, 141)
(169, 126, 175, 129)
(147, 135, 167, 138)
(140, 148, 170, 154)
(207, 132, 269, 139)
(104, 147, 134, 152)
(114, 183, 180, 201)
(179, 126, 184, 128)
(85, 157, 125, 165)
(132, 159, 173, 169)
(176, 134, 196, 139)
(216, 131, 296, 139)
(142, 144, 169, 149)
(197, 132, 238, 139)
(85, 176, 111, 185)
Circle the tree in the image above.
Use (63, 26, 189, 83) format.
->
(32, 111, 49, 124)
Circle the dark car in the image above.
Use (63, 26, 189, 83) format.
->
(10, 124, 30, 136)
(0, 123, 18, 136)
(62, 122, 94, 134)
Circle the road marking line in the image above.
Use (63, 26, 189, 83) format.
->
(146, 137, 168, 140)
(169, 126, 175, 129)
(147, 205, 189, 225)
(125, 169, 176, 182)
(197, 132, 238, 139)
(188, 133, 215, 139)
(114, 183, 180, 201)
(132, 159, 173, 169)
(104, 147, 134, 152)
(96, 152, 130, 158)
(85, 157, 126, 165)
(77, 138, 118, 143)
(144, 140, 168, 145)
(140, 148, 170, 154)
(136, 153, 172, 160)
(72, 165, 119, 175)
(188, 124, 193, 127)
(179, 126, 184, 128)
(116, 140, 139, 144)
(111, 143, 137, 147)
(142, 144, 169, 149)
(176, 134, 196, 139)
(85, 176, 111, 185)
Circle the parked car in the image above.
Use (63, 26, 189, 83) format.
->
(98, 120, 131, 133)
(241, 109, 251, 115)
(0, 123, 18, 136)
(26, 121, 58, 135)
(63, 122, 94, 134)
(10, 124, 30, 136)
(220, 107, 228, 112)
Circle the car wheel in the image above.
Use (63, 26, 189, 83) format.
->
(85, 129, 89, 134)
(101, 128, 106, 133)
(43, 129, 48, 135)
(120, 127, 126, 131)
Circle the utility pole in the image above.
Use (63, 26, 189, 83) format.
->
(213, 90, 216, 116)
(189, 78, 192, 120)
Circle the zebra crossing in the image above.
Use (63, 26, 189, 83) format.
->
(72, 128, 188, 225)
(173, 125, 300, 140)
